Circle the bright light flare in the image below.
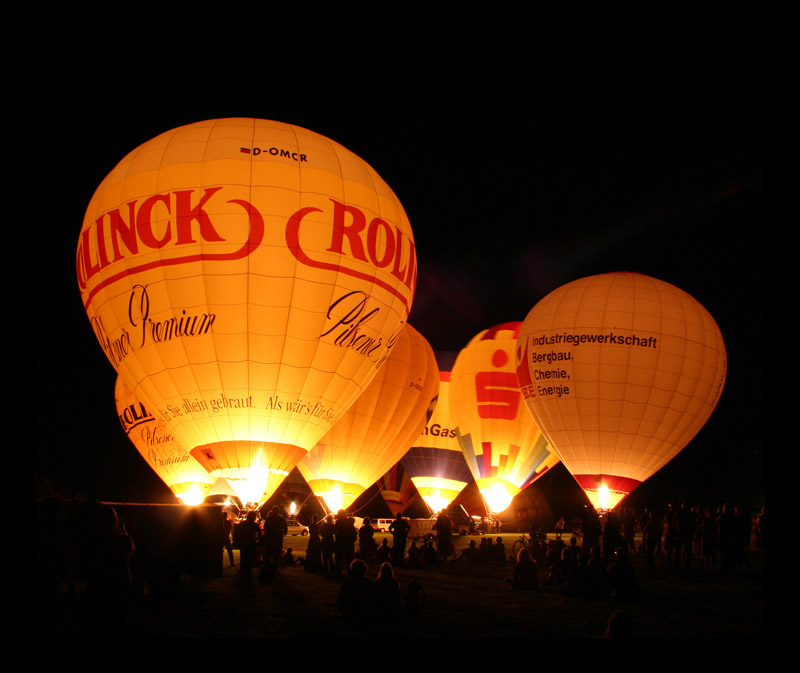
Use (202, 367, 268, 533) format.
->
(584, 483, 627, 512)
(420, 489, 450, 514)
(318, 484, 345, 514)
(224, 465, 271, 507)
(175, 483, 206, 506)
(478, 479, 517, 514)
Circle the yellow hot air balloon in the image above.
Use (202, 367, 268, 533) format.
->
(449, 323, 560, 514)
(298, 324, 438, 513)
(515, 272, 727, 511)
(402, 366, 472, 513)
(78, 118, 416, 506)
(114, 375, 213, 505)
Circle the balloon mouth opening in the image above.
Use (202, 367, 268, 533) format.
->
(412, 479, 467, 515)
(573, 474, 640, 512)
(476, 478, 520, 514)
(306, 479, 365, 514)
(171, 482, 212, 506)
(190, 441, 306, 505)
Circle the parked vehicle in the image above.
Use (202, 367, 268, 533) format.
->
(286, 519, 309, 536)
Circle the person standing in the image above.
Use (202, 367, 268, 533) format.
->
(388, 513, 410, 566)
(305, 514, 323, 573)
(235, 511, 260, 581)
(335, 510, 357, 576)
(221, 510, 235, 568)
(260, 505, 288, 580)
(320, 514, 337, 575)
(434, 510, 453, 561)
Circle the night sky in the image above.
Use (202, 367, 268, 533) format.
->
(35, 36, 764, 512)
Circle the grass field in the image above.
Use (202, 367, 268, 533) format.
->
(119, 533, 766, 638)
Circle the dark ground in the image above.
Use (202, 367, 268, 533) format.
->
(54, 534, 767, 639)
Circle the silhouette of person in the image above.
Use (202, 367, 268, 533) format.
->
(555, 516, 566, 540)
(388, 512, 411, 566)
(376, 537, 392, 564)
(717, 503, 737, 573)
(604, 610, 634, 637)
(407, 540, 422, 567)
(320, 514, 337, 575)
(434, 510, 454, 561)
(358, 517, 379, 564)
(663, 504, 677, 570)
(305, 514, 322, 573)
(81, 505, 136, 634)
(643, 509, 661, 569)
(505, 548, 539, 590)
(337, 558, 374, 629)
(423, 538, 438, 564)
(673, 500, 695, 573)
(607, 546, 638, 600)
(373, 562, 401, 623)
(457, 539, 479, 562)
(260, 505, 288, 580)
(221, 510, 235, 568)
(235, 511, 260, 581)
(549, 547, 576, 588)
(563, 551, 596, 599)
(335, 510, 357, 575)
(700, 507, 716, 574)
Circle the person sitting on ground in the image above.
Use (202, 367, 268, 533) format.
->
(423, 539, 438, 564)
(376, 537, 392, 564)
(407, 540, 421, 567)
(478, 537, 492, 563)
(607, 546, 638, 600)
(337, 559, 374, 627)
(457, 539, 479, 562)
(549, 547, 577, 588)
(505, 548, 539, 591)
(563, 551, 596, 599)
(373, 562, 401, 622)
(493, 536, 507, 562)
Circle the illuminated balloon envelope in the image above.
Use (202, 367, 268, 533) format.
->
(77, 119, 416, 506)
(114, 375, 213, 505)
(402, 360, 473, 513)
(515, 272, 727, 511)
(449, 323, 560, 514)
(298, 323, 438, 513)
(378, 463, 419, 516)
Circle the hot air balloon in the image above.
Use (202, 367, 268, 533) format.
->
(297, 324, 438, 513)
(78, 118, 416, 506)
(115, 375, 213, 505)
(377, 463, 419, 516)
(449, 323, 560, 514)
(515, 272, 727, 511)
(402, 355, 473, 514)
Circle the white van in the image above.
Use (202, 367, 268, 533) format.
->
(372, 518, 395, 532)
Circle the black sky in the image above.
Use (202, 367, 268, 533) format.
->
(35, 36, 764, 510)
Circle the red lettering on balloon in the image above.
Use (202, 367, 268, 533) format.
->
(285, 199, 416, 312)
(78, 191, 264, 308)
